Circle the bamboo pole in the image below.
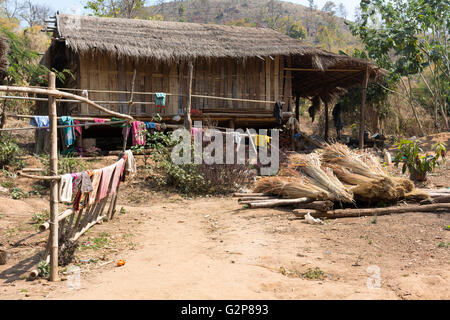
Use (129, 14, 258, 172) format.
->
(359, 66, 369, 149)
(48, 72, 59, 282)
(0, 85, 134, 121)
(246, 197, 310, 209)
(122, 69, 136, 152)
(185, 61, 193, 131)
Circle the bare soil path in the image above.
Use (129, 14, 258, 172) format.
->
(38, 197, 449, 300)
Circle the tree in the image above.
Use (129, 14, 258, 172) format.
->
(348, 0, 450, 133)
(84, 0, 145, 18)
(19, 0, 51, 27)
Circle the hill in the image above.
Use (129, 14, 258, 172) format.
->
(137, 0, 361, 53)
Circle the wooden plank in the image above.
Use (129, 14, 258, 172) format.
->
(220, 60, 225, 110)
(274, 56, 280, 103)
(227, 59, 233, 109)
(169, 63, 178, 115)
(265, 57, 271, 110)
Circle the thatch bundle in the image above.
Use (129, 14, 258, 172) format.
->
(254, 176, 329, 200)
(258, 143, 423, 204)
(287, 153, 354, 203)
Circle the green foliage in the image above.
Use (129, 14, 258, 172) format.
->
(303, 267, 325, 280)
(32, 209, 49, 229)
(39, 154, 88, 175)
(11, 187, 26, 199)
(0, 26, 49, 85)
(0, 135, 20, 167)
(85, 0, 146, 18)
(393, 139, 446, 179)
(348, 0, 449, 127)
(37, 260, 49, 278)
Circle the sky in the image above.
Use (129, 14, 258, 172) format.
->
(34, 0, 361, 20)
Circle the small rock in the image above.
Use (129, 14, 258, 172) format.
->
(0, 186, 8, 193)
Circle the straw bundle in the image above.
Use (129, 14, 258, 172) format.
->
(321, 143, 381, 179)
(254, 176, 329, 200)
(288, 153, 354, 203)
(327, 164, 376, 186)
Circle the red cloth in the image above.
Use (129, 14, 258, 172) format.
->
(73, 120, 82, 137)
(132, 121, 146, 146)
(110, 158, 125, 194)
(94, 118, 106, 123)
(98, 164, 115, 201)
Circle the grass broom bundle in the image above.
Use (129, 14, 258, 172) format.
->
(254, 176, 329, 200)
(288, 153, 354, 203)
(321, 143, 382, 179)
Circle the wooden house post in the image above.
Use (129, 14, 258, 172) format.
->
(359, 67, 369, 149)
(324, 100, 329, 142)
(48, 71, 59, 282)
(185, 61, 193, 131)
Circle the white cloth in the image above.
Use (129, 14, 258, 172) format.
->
(287, 117, 300, 132)
(59, 174, 73, 203)
(124, 150, 136, 173)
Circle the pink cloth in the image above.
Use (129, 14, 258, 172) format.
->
(132, 121, 146, 146)
(191, 128, 202, 138)
(94, 118, 106, 123)
(88, 169, 102, 205)
(110, 158, 125, 194)
(73, 120, 82, 137)
(98, 164, 115, 201)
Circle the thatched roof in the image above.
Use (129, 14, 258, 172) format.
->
(56, 14, 330, 62)
(54, 14, 385, 103)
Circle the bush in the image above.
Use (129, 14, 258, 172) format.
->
(0, 135, 21, 167)
(145, 132, 256, 196)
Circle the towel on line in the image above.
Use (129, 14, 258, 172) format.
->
(59, 174, 73, 203)
(155, 93, 166, 108)
(60, 116, 75, 147)
(124, 150, 136, 173)
(98, 164, 115, 201)
(132, 121, 146, 146)
(30, 116, 49, 130)
(110, 158, 125, 194)
(88, 169, 102, 206)
(254, 135, 271, 148)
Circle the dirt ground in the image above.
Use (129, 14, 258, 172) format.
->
(0, 132, 449, 300)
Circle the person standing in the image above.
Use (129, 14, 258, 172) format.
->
(332, 103, 344, 140)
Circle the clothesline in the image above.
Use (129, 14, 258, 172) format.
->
(8, 87, 288, 104)
(0, 120, 128, 132)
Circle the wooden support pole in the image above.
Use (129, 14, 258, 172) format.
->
(359, 67, 369, 149)
(185, 61, 193, 131)
(295, 95, 300, 121)
(48, 72, 59, 282)
(324, 101, 329, 142)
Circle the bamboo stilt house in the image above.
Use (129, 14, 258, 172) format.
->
(42, 13, 384, 130)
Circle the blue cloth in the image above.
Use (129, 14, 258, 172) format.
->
(59, 116, 75, 147)
(155, 93, 166, 107)
(144, 122, 157, 129)
(294, 133, 301, 140)
(30, 116, 49, 130)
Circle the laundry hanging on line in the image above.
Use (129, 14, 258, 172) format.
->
(59, 174, 73, 203)
(155, 93, 166, 108)
(254, 135, 271, 149)
(30, 116, 49, 131)
(131, 121, 146, 146)
(59, 116, 75, 147)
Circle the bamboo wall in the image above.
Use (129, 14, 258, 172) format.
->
(76, 54, 292, 117)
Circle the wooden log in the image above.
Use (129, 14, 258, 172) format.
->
(429, 196, 450, 204)
(233, 192, 266, 197)
(39, 209, 75, 232)
(48, 72, 59, 282)
(293, 203, 450, 219)
(247, 197, 310, 209)
(72, 214, 106, 242)
(294, 200, 334, 212)
(238, 196, 276, 202)
(0, 249, 9, 265)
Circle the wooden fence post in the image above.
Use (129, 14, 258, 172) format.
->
(359, 67, 369, 149)
(185, 61, 193, 131)
(48, 71, 59, 281)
